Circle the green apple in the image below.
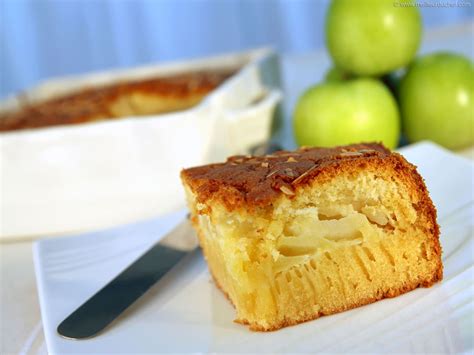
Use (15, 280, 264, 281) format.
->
(400, 52, 474, 149)
(293, 78, 400, 149)
(326, 0, 421, 76)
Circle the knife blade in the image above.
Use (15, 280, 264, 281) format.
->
(57, 218, 198, 339)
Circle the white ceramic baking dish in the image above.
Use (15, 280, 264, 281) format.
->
(0, 48, 282, 239)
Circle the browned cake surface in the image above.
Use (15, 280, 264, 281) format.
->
(0, 70, 234, 131)
(182, 143, 431, 212)
(181, 143, 443, 331)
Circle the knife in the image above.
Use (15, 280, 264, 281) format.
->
(57, 218, 198, 339)
(57, 143, 282, 340)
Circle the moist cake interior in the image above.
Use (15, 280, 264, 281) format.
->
(181, 144, 442, 331)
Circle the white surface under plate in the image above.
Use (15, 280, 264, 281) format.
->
(34, 141, 474, 354)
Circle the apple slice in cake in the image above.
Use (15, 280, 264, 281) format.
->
(180, 143, 442, 331)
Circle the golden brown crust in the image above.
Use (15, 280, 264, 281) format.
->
(182, 143, 393, 210)
(0, 70, 234, 131)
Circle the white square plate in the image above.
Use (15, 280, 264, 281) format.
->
(34, 141, 474, 354)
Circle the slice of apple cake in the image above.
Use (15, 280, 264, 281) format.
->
(180, 143, 442, 331)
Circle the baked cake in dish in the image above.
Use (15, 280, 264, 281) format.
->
(0, 70, 234, 131)
(181, 143, 443, 331)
